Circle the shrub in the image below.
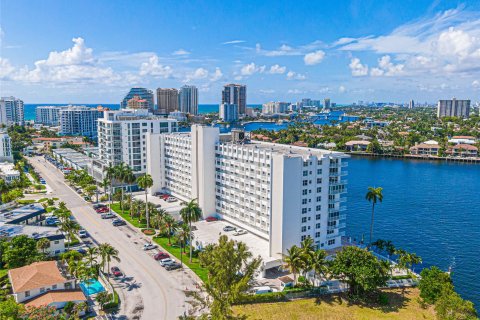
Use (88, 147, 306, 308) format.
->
(378, 292, 389, 306)
(142, 229, 156, 236)
(234, 292, 287, 305)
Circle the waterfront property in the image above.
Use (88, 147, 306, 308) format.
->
(147, 125, 348, 269)
(0, 96, 24, 126)
(59, 105, 104, 139)
(345, 140, 370, 151)
(409, 140, 440, 156)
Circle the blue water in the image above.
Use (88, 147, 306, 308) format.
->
(79, 278, 105, 296)
(347, 156, 480, 308)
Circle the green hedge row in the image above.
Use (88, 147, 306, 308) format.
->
(234, 292, 287, 305)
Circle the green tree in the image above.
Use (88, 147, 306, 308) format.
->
(0, 297, 24, 319)
(99, 243, 120, 281)
(365, 186, 383, 246)
(95, 291, 111, 310)
(418, 266, 454, 305)
(180, 199, 203, 263)
(85, 247, 99, 269)
(329, 246, 389, 296)
(114, 163, 129, 215)
(176, 223, 191, 254)
(395, 249, 422, 273)
(1, 235, 39, 268)
(198, 235, 262, 320)
(163, 214, 177, 245)
(311, 249, 328, 287)
(103, 163, 116, 209)
(435, 291, 478, 320)
(136, 173, 153, 228)
(36, 238, 50, 255)
(58, 219, 80, 248)
(284, 245, 303, 285)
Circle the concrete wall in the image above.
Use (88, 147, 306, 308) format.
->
(13, 280, 75, 303)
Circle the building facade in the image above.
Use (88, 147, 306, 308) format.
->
(157, 88, 179, 114)
(219, 103, 238, 122)
(147, 126, 348, 256)
(179, 85, 198, 115)
(0, 133, 13, 162)
(0, 97, 24, 126)
(262, 102, 289, 114)
(120, 88, 155, 112)
(59, 106, 104, 139)
(97, 109, 178, 175)
(127, 95, 149, 109)
(437, 98, 470, 118)
(35, 106, 62, 126)
(222, 84, 246, 115)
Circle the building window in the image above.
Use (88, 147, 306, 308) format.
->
(317, 169, 322, 174)
(316, 205, 321, 211)
(302, 208, 307, 214)
(302, 199, 307, 205)
(25, 291, 30, 297)
(301, 226, 307, 232)
(303, 171, 308, 176)
(301, 235, 306, 241)
(317, 187, 322, 193)
(301, 217, 307, 223)
(302, 180, 308, 186)
(317, 178, 322, 184)
(52, 285, 57, 290)
(315, 232, 321, 238)
(318, 160, 322, 165)
(316, 196, 321, 202)
(303, 162, 309, 167)
(316, 214, 321, 220)
(302, 189, 307, 195)
(328, 239, 336, 246)
(54, 240, 59, 244)
(316, 223, 321, 229)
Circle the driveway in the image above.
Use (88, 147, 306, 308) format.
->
(28, 156, 199, 319)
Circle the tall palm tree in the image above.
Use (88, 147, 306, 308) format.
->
(180, 199, 202, 262)
(85, 247, 99, 269)
(137, 174, 153, 228)
(0, 179, 9, 204)
(123, 167, 136, 215)
(177, 223, 191, 254)
(150, 208, 167, 230)
(59, 219, 80, 248)
(114, 163, 128, 215)
(311, 250, 328, 287)
(299, 236, 316, 281)
(365, 186, 383, 246)
(284, 245, 303, 285)
(98, 243, 120, 281)
(163, 214, 177, 245)
(36, 238, 50, 254)
(103, 163, 116, 210)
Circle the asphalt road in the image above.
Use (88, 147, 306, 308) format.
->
(29, 156, 195, 320)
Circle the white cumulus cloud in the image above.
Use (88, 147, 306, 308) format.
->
(349, 58, 369, 76)
(268, 64, 287, 74)
(286, 71, 306, 80)
(139, 55, 173, 78)
(304, 50, 325, 65)
(240, 62, 266, 76)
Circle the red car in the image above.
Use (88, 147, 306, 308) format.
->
(154, 252, 170, 261)
(96, 207, 109, 213)
(161, 194, 170, 200)
(205, 216, 218, 222)
(110, 266, 123, 277)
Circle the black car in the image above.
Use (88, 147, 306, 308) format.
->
(165, 262, 182, 271)
(112, 219, 126, 226)
(93, 204, 107, 209)
(223, 225, 236, 232)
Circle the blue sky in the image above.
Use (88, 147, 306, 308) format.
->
(1, 0, 480, 104)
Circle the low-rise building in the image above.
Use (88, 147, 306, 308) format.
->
(447, 144, 478, 158)
(448, 136, 477, 145)
(0, 162, 20, 183)
(8, 261, 85, 311)
(345, 140, 370, 151)
(32, 136, 89, 151)
(409, 140, 440, 156)
(0, 223, 65, 255)
(168, 111, 187, 122)
(0, 133, 14, 162)
(0, 204, 46, 226)
(52, 148, 93, 171)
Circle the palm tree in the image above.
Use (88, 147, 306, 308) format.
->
(101, 177, 110, 200)
(163, 214, 177, 245)
(177, 223, 191, 254)
(180, 199, 202, 262)
(99, 243, 120, 281)
(114, 163, 128, 215)
(58, 201, 67, 212)
(123, 167, 136, 215)
(0, 179, 8, 204)
(36, 238, 50, 254)
(131, 199, 143, 220)
(311, 250, 328, 287)
(103, 164, 116, 210)
(150, 208, 167, 230)
(85, 247, 99, 269)
(137, 174, 153, 228)
(299, 236, 316, 282)
(284, 245, 303, 285)
(365, 186, 383, 246)
(59, 219, 80, 248)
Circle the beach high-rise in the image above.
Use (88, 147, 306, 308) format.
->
(179, 85, 198, 115)
(222, 84, 246, 115)
(157, 88, 179, 114)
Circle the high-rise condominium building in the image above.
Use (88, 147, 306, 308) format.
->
(0, 133, 13, 162)
(127, 96, 149, 109)
(147, 125, 348, 259)
(222, 84, 246, 115)
(179, 85, 198, 115)
(0, 97, 24, 126)
(262, 102, 289, 114)
(59, 106, 104, 139)
(157, 88, 179, 114)
(324, 98, 331, 109)
(96, 109, 178, 175)
(35, 106, 62, 126)
(437, 98, 470, 118)
(219, 103, 238, 122)
(120, 88, 155, 112)
(408, 100, 415, 109)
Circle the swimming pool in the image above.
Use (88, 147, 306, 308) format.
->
(79, 278, 105, 296)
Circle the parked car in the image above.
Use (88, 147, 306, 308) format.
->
(84, 196, 91, 201)
(75, 248, 87, 255)
(101, 213, 115, 219)
(143, 243, 157, 251)
(252, 286, 278, 295)
(205, 217, 218, 222)
(166, 197, 177, 203)
(112, 219, 126, 226)
(93, 204, 107, 210)
(160, 258, 174, 267)
(111, 266, 123, 277)
(223, 225, 236, 232)
(96, 207, 109, 213)
(160, 194, 170, 200)
(78, 230, 88, 238)
(233, 229, 247, 236)
(165, 262, 182, 271)
(154, 252, 170, 261)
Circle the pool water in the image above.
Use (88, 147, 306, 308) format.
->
(79, 279, 105, 296)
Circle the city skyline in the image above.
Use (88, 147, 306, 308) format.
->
(1, 1, 480, 104)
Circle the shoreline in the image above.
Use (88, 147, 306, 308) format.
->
(347, 152, 480, 164)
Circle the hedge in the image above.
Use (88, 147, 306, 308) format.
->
(234, 292, 287, 305)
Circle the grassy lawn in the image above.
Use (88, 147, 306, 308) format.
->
(233, 288, 436, 320)
(152, 236, 208, 283)
(110, 203, 146, 228)
(0, 268, 8, 279)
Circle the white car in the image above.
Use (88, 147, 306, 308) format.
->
(160, 258, 174, 267)
(233, 229, 247, 236)
(252, 286, 278, 294)
(78, 230, 88, 238)
(143, 243, 157, 251)
(166, 197, 178, 203)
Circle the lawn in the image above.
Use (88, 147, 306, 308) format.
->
(233, 288, 436, 320)
(152, 236, 208, 283)
(110, 203, 146, 228)
(0, 268, 8, 279)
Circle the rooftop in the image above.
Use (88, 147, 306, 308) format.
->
(0, 204, 45, 224)
(0, 222, 64, 241)
(24, 290, 86, 308)
(9, 261, 67, 293)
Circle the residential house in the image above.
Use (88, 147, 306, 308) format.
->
(345, 140, 371, 151)
(409, 140, 440, 156)
(447, 144, 478, 158)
